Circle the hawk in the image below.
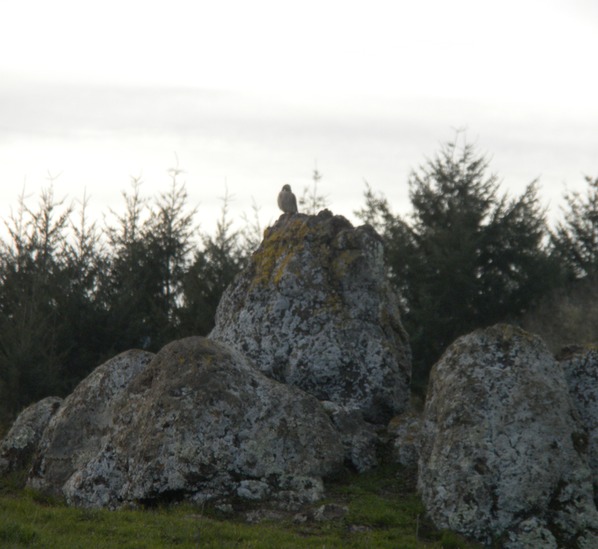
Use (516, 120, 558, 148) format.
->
(277, 184, 298, 214)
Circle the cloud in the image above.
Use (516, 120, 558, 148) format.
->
(0, 74, 597, 233)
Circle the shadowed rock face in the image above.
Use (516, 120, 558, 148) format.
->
(30, 337, 343, 509)
(210, 210, 411, 424)
(0, 396, 62, 475)
(28, 349, 155, 495)
(418, 324, 598, 548)
(559, 345, 598, 503)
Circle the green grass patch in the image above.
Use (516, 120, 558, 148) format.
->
(0, 464, 482, 548)
(0, 469, 28, 494)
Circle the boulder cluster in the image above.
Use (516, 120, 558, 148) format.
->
(2, 209, 598, 548)
(1, 210, 411, 509)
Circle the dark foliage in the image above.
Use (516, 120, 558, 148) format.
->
(1, 149, 596, 424)
(177, 188, 248, 336)
(0, 175, 247, 424)
(357, 137, 561, 387)
(551, 175, 598, 279)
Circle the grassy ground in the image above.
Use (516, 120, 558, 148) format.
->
(0, 465, 480, 548)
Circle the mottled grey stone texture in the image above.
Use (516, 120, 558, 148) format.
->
(0, 396, 62, 474)
(418, 324, 598, 548)
(34, 337, 343, 509)
(28, 349, 155, 494)
(559, 345, 598, 503)
(210, 210, 411, 423)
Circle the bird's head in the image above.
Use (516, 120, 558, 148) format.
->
(282, 184, 292, 192)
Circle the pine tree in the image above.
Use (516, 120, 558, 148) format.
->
(551, 175, 598, 279)
(99, 176, 158, 353)
(179, 188, 245, 336)
(61, 189, 109, 384)
(299, 167, 329, 214)
(145, 165, 197, 337)
(0, 183, 73, 418)
(358, 136, 556, 387)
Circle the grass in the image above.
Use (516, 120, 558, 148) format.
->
(0, 465, 480, 548)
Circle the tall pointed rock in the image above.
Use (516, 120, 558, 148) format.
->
(210, 210, 411, 423)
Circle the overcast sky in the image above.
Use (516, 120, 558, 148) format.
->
(1, 0, 597, 237)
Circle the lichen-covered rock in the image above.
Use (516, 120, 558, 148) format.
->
(502, 517, 558, 549)
(388, 410, 421, 468)
(559, 344, 598, 501)
(28, 349, 154, 494)
(0, 396, 62, 475)
(62, 337, 344, 509)
(321, 400, 380, 472)
(418, 324, 598, 547)
(210, 210, 411, 423)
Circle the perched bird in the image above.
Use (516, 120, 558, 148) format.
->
(277, 184, 298, 214)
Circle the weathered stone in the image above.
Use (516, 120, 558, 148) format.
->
(0, 396, 62, 475)
(313, 503, 348, 522)
(502, 517, 557, 549)
(210, 210, 411, 423)
(28, 349, 155, 494)
(418, 324, 598, 547)
(321, 400, 380, 472)
(62, 337, 344, 509)
(558, 345, 598, 502)
(388, 410, 421, 468)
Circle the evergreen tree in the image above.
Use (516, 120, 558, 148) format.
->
(551, 175, 598, 279)
(144, 165, 198, 340)
(299, 167, 329, 214)
(99, 177, 159, 353)
(239, 198, 264, 255)
(358, 137, 556, 386)
(179, 189, 245, 335)
(60, 189, 109, 383)
(100, 171, 199, 353)
(0, 184, 73, 418)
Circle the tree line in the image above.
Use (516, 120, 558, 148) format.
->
(0, 168, 253, 424)
(1, 136, 597, 425)
(356, 135, 598, 390)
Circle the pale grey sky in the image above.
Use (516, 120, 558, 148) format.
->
(1, 0, 597, 235)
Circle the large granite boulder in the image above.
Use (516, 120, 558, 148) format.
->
(418, 324, 598, 548)
(57, 337, 343, 509)
(0, 396, 62, 475)
(28, 349, 155, 494)
(559, 345, 598, 502)
(210, 210, 411, 423)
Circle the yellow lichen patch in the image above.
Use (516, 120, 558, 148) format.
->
(252, 242, 303, 288)
(273, 251, 296, 285)
(249, 216, 363, 290)
(250, 218, 311, 288)
(581, 342, 598, 352)
(251, 238, 290, 287)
